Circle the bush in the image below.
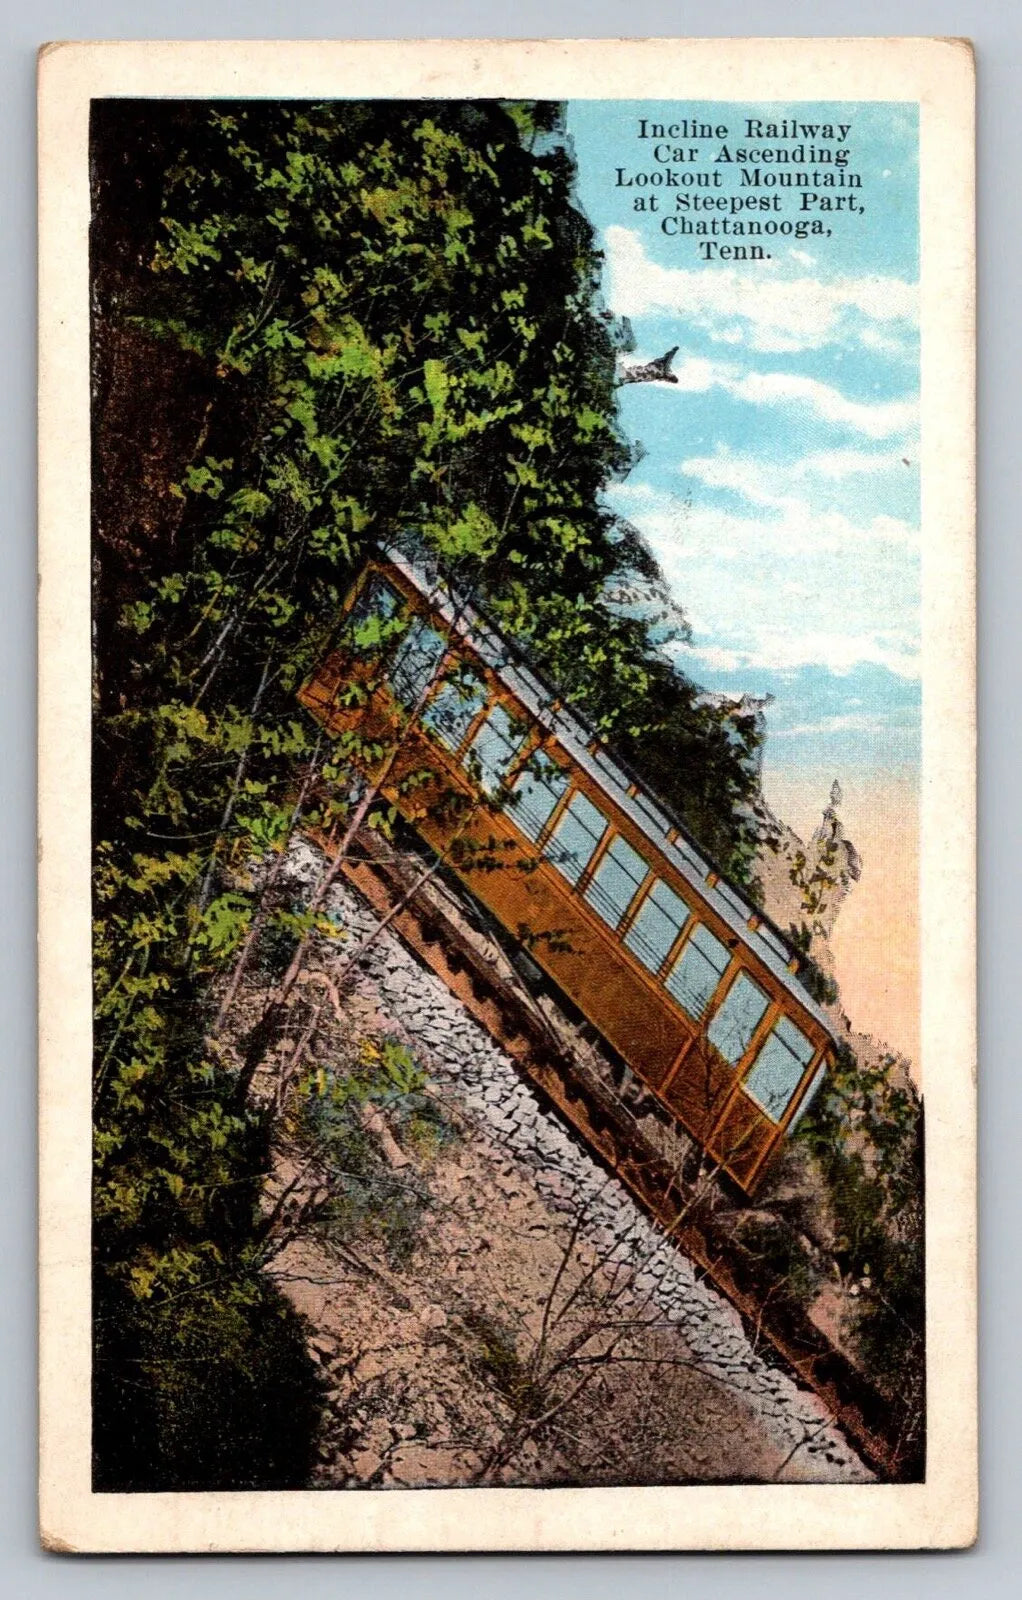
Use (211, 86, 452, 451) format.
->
(733, 1216, 819, 1312)
(293, 1038, 455, 1267)
(795, 1041, 925, 1473)
(93, 1264, 325, 1492)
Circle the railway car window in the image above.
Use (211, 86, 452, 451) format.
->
(389, 616, 448, 708)
(505, 751, 569, 843)
(788, 1058, 828, 1132)
(743, 1016, 816, 1122)
(706, 972, 769, 1068)
(665, 922, 730, 1021)
(624, 879, 689, 974)
(465, 703, 526, 796)
(421, 668, 486, 751)
(584, 833, 648, 929)
(543, 791, 608, 886)
(346, 575, 401, 653)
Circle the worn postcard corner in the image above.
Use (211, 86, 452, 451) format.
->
(38, 35, 975, 1555)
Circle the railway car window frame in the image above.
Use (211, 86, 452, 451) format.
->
(420, 664, 488, 754)
(389, 614, 448, 709)
(788, 1057, 828, 1131)
(706, 970, 770, 1069)
(664, 920, 731, 1023)
(504, 748, 570, 844)
(464, 701, 528, 797)
(623, 878, 690, 976)
(543, 790, 609, 887)
(345, 573, 403, 655)
(742, 1016, 817, 1122)
(584, 831, 649, 931)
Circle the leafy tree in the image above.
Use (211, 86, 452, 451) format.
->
(793, 1041, 925, 1475)
(89, 97, 766, 1487)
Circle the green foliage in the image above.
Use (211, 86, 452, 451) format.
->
(798, 962, 840, 1008)
(293, 1039, 454, 1266)
(786, 833, 845, 940)
(252, 902, 304, 981)
(785, 924, 840, 1007)
(459, 1304, 544, 1417)
(301, 1034, 429, 1107)
(796, 1041, 925, 1461)
(93, 1264, 325, 1492)
(89, 96, 765, 1488)
(734, 1216, 819, 1312)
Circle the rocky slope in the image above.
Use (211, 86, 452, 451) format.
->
(253, 838, 872, 1488)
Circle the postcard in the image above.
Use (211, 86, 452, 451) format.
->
(38, 36, 976, 1552)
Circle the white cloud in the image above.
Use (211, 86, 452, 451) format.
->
(667, 355, 722, 393)
(858, 325, 912, 357)
(676, 451, 792, 512)
(730, 370, 917, 438)
(606, 226, 918, 355)
(799, 447, 914, 480)
(682, 643, 760, 674)
(677, 446, 918, 526)
(769, 712, 910, 739)
(608, 485, 920, 680)
(623, 347, 917, 438)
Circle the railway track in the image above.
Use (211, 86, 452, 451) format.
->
(316, 823, 917, 1483)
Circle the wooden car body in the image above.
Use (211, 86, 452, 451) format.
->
(298, 551, 838, 1194)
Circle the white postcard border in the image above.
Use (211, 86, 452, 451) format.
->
(38, 35, 976, 1552)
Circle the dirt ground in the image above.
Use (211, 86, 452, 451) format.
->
(266, 1086, 843, 1489)
(232, 843, 871, 1489)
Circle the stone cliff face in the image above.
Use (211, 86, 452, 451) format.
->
(754, 781, 916, 1110)
(807, 782, 863, 940)
(756, 780, 861, 961)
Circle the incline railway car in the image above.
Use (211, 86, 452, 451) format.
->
(298, 546, 840, 1195)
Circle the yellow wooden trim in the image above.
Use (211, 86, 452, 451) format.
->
(742, 1043, 829, 1190)
(696, 950, 747, 1034)
(499, 723, 544, 790)
(308, 560, 832, 1057)
(656, 910, 701, 985)
(448, 686, 494, 762)
(703, 997, 785, 1157)
(574, 815, 616, 898)
(614, 866, 657, 942)
(659, 1029, 696, 1097)
(487, 686, 820, 1040)
(533, 771, 576, 852)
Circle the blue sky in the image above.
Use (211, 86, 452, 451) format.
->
(565, 102, 920, 796)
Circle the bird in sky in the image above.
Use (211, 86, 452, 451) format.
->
(619, 346, 680, 385)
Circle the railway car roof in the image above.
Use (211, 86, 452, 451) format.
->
(376, 541, 841, 1046)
